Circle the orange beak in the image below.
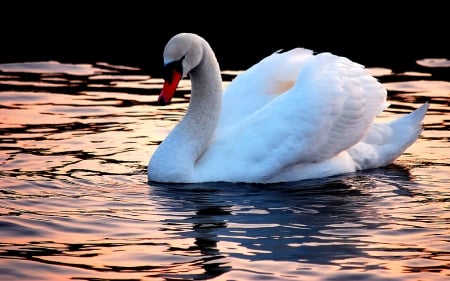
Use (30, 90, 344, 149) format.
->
(158, 70, 183, 105)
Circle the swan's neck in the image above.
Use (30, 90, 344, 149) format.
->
(149, 45, 222, 182)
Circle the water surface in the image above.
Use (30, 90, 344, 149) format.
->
(0, 58, 449, 280)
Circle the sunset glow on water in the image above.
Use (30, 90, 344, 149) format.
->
(0, 59, 449, 280)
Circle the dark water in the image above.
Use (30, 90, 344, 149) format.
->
(0, 56, 449, 280)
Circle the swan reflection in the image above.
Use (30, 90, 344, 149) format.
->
(148, 166, 420, 279)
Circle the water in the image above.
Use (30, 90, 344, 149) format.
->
(0, 57, 449, 281)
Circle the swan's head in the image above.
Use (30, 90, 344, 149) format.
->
(158, 33, 204, 105)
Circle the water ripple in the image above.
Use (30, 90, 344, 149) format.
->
(0, 60, 449, 280)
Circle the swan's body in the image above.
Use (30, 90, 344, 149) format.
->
(148, 33, 428, 183)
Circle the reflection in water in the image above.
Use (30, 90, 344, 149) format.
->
(151, 184, 233, 279)
(148, 165, 441, 280)
(0, 60, 449, 280)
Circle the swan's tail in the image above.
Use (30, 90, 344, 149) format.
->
(349, 102, 429, 170)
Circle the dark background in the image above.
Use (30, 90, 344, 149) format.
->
(1, 3, 448, 77)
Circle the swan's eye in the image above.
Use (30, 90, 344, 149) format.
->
(163, 57, 184, 83)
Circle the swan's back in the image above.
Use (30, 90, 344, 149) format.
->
(218, 48, 314, 128)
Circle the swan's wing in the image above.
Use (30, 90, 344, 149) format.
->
(196, 52, 387, 182)
(218, 48, 314, 128)
(284, 52, 388, 162)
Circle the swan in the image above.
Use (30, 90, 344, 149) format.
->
(148, 32, 428, 184)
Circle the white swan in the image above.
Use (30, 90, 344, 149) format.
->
(148, 33, 428, 184)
